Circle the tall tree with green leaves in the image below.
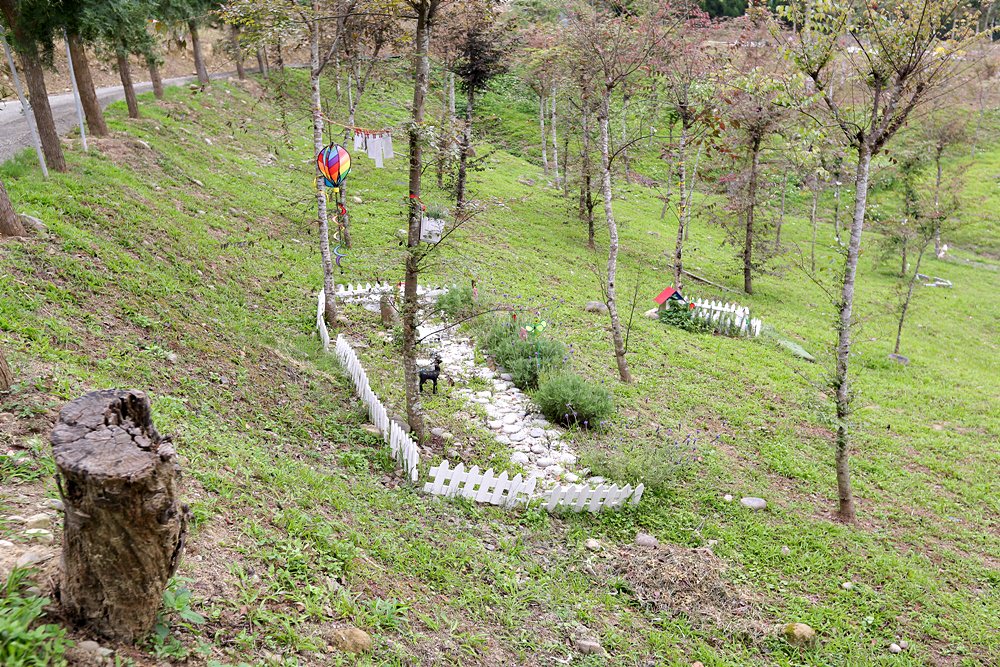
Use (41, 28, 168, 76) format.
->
(779, 0, 986, 522)
(1, 0, 68, 171)
(61, 1, 110, 136)
(83, 0, 156, 119)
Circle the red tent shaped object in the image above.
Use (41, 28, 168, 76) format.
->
(654, 286, 686, 306)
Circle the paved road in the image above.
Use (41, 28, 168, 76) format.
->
(0, 71, 238, 165)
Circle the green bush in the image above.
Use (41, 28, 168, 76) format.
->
(436, 285, 479, 320)
(0, 569, 69, 667)
(475, 317, 564, 390)
(534, 372, 614, 428)
(657, 303, 714, 333)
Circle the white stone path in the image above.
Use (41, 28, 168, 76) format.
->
(347, 285, 589, 486)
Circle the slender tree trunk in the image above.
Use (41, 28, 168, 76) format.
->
(833, 145, 872, 524)
(895, 242, 928, 355)
(539, 91, 548, 175)
(550, 87, 559, 186)
(256, 48, 268, 77)
(561, 125, 570, 198)
(67, 33, 108, 137)
(598, 90, 632, 384)
(776, 171, 787, 246)
(0, 345, 12, 392)
(660, 125, 674, 221)
(116, 53, 139, 119)
(580, 101, 595, 249)
(933, 151, 943, 256)
(810, 175, 820, 273)
(402, 3, 434, 442)
(673, 123, 688, 290)
(621, 88, 630, 183)
(6, 44, 66, 170)
(231, 25, 245, 80)
(744, 139, 761, 295)
(147, 55, 164, 99)
(456, 88, 474, 213)
(310, 14, 338, 327)
(683, 141, 702, 242)
(188, 21, 210, 85)
(0, 178, 25, 237)
(833, 168, 843, 246)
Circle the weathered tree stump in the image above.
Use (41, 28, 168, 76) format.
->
(51, 390, 188, 643)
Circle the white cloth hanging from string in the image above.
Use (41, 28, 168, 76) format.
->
(350, 130, 394, 168)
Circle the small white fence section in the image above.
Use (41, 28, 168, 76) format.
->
(423, 460, 538, 507)
(543, 482, 644, 512)
(689, 298, 762, 337)
(334, 333, 419, 482)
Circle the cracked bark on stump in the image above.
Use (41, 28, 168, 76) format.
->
(52, 389, 188, 643)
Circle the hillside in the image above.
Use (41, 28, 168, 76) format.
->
(1, 70, 998, 667)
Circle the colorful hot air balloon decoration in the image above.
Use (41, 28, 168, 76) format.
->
(316, 143, 352, 269)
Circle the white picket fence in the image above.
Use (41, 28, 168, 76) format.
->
(334, 332, 420, 482)
(689, 298, 763, 337)
(543, 481, 645, 512)
(318, 294, 646, 514)
(423, 460, 538, 507)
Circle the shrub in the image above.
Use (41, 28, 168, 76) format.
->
(534, 372, 614, 428)
(0, 568, 69, 667)
(658, 303, 713, 333)
(436, 285, 478, 320)
(474, 317, 564, 390)
(580, 424, 705, 494)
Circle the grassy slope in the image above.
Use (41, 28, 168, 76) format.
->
(0, 70, 996, 667)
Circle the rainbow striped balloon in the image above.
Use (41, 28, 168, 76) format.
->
(317, 143, 351, 189)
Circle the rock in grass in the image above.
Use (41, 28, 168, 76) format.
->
(644, 307, 659, 320)
(783, 622, 817, 647)
(888, 353, 910, 366)
(24, 513, 50, 530)
(584, 301, 609, 314)
(23, 528, 53, 543)
(841, 581, 853, 590)
(585, 538, 601, 552)
(362, 424, 381, 437)
(573, 638, 604, 655)
(328, 627, 372, 654)
(781, 546, 791, 556)
(635, 533, 659, 548)
(18, 214, 46, 233)
(740, 497, 767, 511)
(888, 643, 902, 654)
(431, 427, 445, 438)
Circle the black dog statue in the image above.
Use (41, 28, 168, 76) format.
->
(418, 355, 443, 394)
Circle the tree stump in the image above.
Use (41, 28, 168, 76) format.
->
(0, 346, 12, 392)
(51, 390, 188, 642)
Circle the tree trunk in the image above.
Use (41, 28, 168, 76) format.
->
(833, 145, 872, 524)
(933, 150, 943, 256)
(12, 48, 66, 171)
(456, 88, 474, 213)
(311, 16, 338, 328)
(673, 123, 688, 290)
(0, 177, 25, 237)
(67, 33, 108, 137)
(188, 21, 210, 85)
(402, 3, 433, 442)
(743, 139, 761, 295)
(810, 175, 819, 273)
(538, 91, 548, 175)
(580, 101, 595, 249)
(147, 55, 164, 100)
(0, 345, 12, 392)
(895, 243, 927, 355)
(550, 87, 559, 186)
(833, 168, 843, 246)
(598, 90, 632, 384)
(52, 390, 187, 643)
(256, 48, 268, 77)
(621, 88, 630, 183)
(230, 25, 245, 80)
(275, 38, 285, 72)
(776, 171, 787, 246)
(116, 53, 139, 119)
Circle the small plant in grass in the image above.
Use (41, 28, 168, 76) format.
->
(149, 577, 206, 659)
(474, 316, 564, 390)
(0, 568, 69, 667)
(435, 284, 481, 320)
(658, 303, 714, 333)
(534, 372, 614, 428)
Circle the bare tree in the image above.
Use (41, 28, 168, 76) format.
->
(780, 0, 986, 522)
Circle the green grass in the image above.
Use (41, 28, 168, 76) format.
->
(0, 68, 997, 666)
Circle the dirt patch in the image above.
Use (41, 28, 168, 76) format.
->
(609, 542, 766, 639)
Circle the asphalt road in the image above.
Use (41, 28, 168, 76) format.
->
(0, 71, 237, 165)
